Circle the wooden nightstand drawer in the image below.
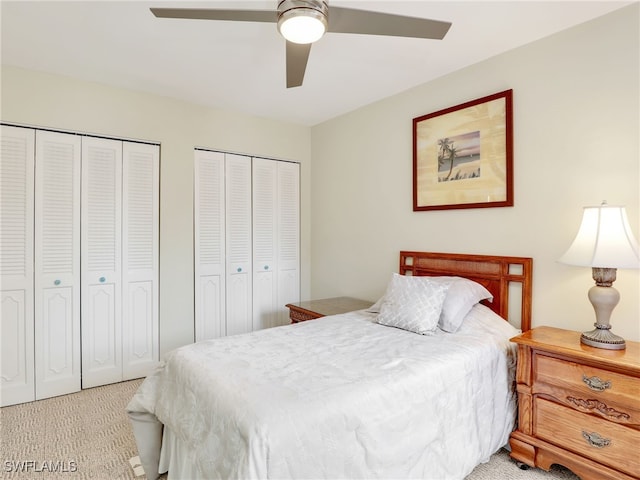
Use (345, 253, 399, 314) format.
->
(535, 398, 640, 477)
(288, 308, 320, 323)
(533, 354, 640, 426)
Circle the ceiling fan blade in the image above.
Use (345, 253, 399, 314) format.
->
(150, 8, 276, 23)
(327, 6, 451, 40)
(286, 41, 312, 88)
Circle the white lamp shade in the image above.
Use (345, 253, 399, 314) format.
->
(559, 203, 640, 269)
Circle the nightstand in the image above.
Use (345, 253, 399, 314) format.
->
(509, 326, 640, 480)
(285, 297, 373, 324)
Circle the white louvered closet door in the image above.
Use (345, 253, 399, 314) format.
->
(34, 130, 81, 400)
(122, 142, 159, 379)
(276, 161, 300, 326)
(194, 150, 226, 341)
(225, 154, 252, 336)
(0, 126, 35, 407)
(81, 137, 123, 388)
(252, 158, 278, 330)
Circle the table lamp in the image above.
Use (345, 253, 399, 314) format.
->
(559, 201, 640, 350)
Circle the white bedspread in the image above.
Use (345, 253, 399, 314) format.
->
(127, 304, 519, 479)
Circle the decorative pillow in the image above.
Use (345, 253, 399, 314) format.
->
(367, 275, 493, 333)
(437, 277, 493, 333)
(376, 273, 451, 335)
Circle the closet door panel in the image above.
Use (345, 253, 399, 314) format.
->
(252, 158, 278, 330)
(226, 274, 251, 336)
(123, 281, 154, 378)
(198, 275, 224, 340)
(194, 150, 226, 340)
(1, 291, 32, 406)
(225, 154, 252, 336)
(252, 272, 275, 330)
(34, 130, 81, 400)
(81, 137, 122, 388)
(38, 289, 75, 393)
(276, 161, 300, 326)
(122, 142, 159, 379)
(0, 126, 35, 406)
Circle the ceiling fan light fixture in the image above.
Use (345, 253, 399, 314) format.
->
(277, 0, 328, 44)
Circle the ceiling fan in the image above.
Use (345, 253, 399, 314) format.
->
(150, 1, 451, 88)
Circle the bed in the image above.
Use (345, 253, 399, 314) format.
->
(127, 251, 533, 479)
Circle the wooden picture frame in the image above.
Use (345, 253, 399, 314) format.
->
(413, 89, 513, 211)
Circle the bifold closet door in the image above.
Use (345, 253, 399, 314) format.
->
(121, 142, 159, 380)
(1, 126, 35, 406)
(81, 137, 123, 388)
(276, 161, 300, 326)
(252, 158, 278, 330)
(252, 159, 300, 330)
(194, 151, 299, 339)
(34, 130, 81, 400)
(225, 154, 252, 336)
(194, 150, 226, 341)
(81, 138, 159, 387)
(1, 127, 158, 399)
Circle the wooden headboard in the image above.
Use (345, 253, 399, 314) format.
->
(399, 251, 533, 331)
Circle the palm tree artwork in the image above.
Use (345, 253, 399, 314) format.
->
(444, 146, 458, 181)
(437, 137, 453, 170)
(437, 131, 481, 182)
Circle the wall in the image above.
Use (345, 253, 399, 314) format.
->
(2, 4, 638, 348)
(310, 5, 640, 341)
(1, 67, 312, 356)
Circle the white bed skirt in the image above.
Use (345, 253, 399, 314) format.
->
(128, 410, 163, 479)
(128, 410, 200, 479)
(158, 427, 201, 479)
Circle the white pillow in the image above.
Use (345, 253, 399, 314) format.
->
(376, 273, 451, 335)
(368, 276, 493, 333)
(436, 277, 494, 333)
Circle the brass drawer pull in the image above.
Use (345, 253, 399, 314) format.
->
(582, 431, 611, 448)
(582, 374, 611, 392)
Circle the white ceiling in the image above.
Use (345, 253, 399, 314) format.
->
(1, 1, 633, 126)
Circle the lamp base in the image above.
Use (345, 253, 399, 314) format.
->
(581, 268, 626, 350)
(581, 324, 626, 350)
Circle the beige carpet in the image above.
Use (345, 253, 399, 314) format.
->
(0, 379, 580, 479)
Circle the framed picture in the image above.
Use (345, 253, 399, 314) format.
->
(413, 89, 513, 211)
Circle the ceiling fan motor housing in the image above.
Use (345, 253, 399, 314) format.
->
(277, 0, 329, 43)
